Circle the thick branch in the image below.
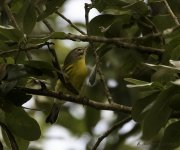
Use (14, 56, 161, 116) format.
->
(16, 87, 132, 114)
(57, 34, 164, 55)
(1, 33, 165, 56)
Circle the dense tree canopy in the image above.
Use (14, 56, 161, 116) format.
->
(0, 0, 180, 150)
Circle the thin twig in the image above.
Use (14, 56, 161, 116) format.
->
(56, 11, 86, 35)
(96, 62, 113, 103)
(3, 3, 20, 30)
(92, 116, 132, 150)
(85, 3, 113, 103)
(0, 121, 19, 150)
(85, 3, 90, 34)
(15, 86, 132, 114)
(36, 7, 54, 32)
(163, 0, 179, 25)
(0, 42, 53, 56)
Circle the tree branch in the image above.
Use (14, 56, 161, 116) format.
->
(1, 33, 166, 56)
(163, 0, 179, 25)
(92, 116, 132, 150)
(4, 3, 20, 30)
(0, 42, 53, 56)
(57, 34, 164, 55)
(15, 87, 132, 114)
(56, 11, 86, 35)
(36, 7, 55, 32)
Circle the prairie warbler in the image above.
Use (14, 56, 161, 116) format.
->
(46, 47, 87, 124)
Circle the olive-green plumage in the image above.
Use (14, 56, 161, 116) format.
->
(46, 47, 87, 124)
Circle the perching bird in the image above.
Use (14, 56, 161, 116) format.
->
(46, 47, 88, 124)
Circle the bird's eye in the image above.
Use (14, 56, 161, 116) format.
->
(77, 48, 82, 51)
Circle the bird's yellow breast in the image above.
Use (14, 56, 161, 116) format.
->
(66, 58, 87, 91)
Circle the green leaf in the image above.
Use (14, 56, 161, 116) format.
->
(6, 64, 27, 81)
(6, 89, 32, 106)
(144, 63, 180, 73)
(162, 36, 180, 64)
(25, 60, 55, 77)
(0, 25, 23, 42)
(11, 0, 25, 14)
(169, 94, 180, 110)
(29, 32, 63, 46)
(0, 40, 10, 50)
(96, 44, 114, 57)
(132, 91, 159, 122)
(1, 127, 29, 150)
(122, 1, 149, 16)
(0, 81, 17, 95)
(5, 105, 41, 141)
(23, 2, 37, 34)
(142, 86, 177, 140)
(85, 107, 100, 133)
(159, 121, 180, 150)
(88, 14, 115, 36)
(104, 14, 132, 38)
(93, 0, 130, 12)
(28, 35, 51, 44)
(0, 122, 19, 150)
(0, 63, 7, 81)
(50, 32, 67, 39)
(37, 0, 66, 21)
(152, 14, 176, 32)
(171, 45, 180, 60)
(15, 135, 29, 150)
(124, 78, 150, 85)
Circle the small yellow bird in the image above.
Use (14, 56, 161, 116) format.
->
(46, 47, 87, 124)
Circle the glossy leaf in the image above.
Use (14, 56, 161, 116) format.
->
(6, 64, 27, 81)
(5, 89, 32, 106)
(0, 25, 23, 42)
(23, 2, 37, 34)
(171, 45, 180, 60)
(124, 78, 150, 85)
(152, 15, 176, 32)
(122, 1, 149, 16)
(104, 14, 132, 38)
(25, 60, 55, 77)
(5, 105, 41, 141)
(132, 91, 159, 122)
(93, 0, 130, 12)
(50, 32, 67, 39)
(96, 44, 114, 58)
(0, 81, 17, 95)
(0, 64, 7, 81)
(159, 121, 180, 150)
(142, 86, 177, 140)
(88, 14, 115, 36)
(169, 94, 180, 110)
(0, 122, 18, 150)
(37, 0, 66, 21)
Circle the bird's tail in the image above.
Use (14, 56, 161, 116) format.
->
(45, 102, 62, 124)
